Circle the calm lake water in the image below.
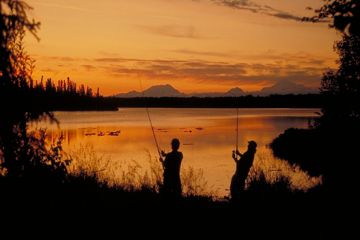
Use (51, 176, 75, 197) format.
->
(36, 108, 321, 196)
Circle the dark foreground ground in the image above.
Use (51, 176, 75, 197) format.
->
(1, 176, 344, 238)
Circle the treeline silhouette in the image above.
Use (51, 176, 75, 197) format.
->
(2, 76, 118, 112)
(109, 94, 323, 108)
(30, 77, 99, 98)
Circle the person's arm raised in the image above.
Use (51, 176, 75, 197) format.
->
(160, 150, 166, 157)
(232, 150, 243, 162)
(159, 150, 166, 165)
(236, 149, 243, 157)
(232, 151, 238, 162)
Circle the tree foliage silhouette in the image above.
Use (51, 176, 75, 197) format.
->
(271, 1, 359, 193)
(0, 0, 40, 89)
(0, 1, 70, 179)
(310, 0, 360, 128)
(319, 35, 360, 128)
(305, 0, 359, 36)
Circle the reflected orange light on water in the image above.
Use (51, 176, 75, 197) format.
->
(37, 108, 322, 196)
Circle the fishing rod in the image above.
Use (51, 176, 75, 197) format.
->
(236, 107, 239, 152)
(139, 79, 161, 158)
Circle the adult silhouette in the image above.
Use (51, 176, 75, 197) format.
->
(159, 138, 183, 198)
(230, 141, 257, 200)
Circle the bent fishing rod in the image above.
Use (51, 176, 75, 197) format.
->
(236, 107, 239, 152)
(139, 79, 161, 158)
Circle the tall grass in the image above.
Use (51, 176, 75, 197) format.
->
(65, 145, 322, 199)
(65, 145, 212, 197)
(246, 149, 323, 193)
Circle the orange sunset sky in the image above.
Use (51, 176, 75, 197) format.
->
(25, 0, 339, 96)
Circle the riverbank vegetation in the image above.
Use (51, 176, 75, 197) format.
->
(270, 0, 360, 197)
(108, 94, 324, 108)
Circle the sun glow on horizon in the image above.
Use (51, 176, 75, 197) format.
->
(25, 0, 338, 96)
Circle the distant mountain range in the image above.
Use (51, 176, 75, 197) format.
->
(114, 81, 318, 98)
(115, 84, 186, 98)
(257, 81, 317, 96)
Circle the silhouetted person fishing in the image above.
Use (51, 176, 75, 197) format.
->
(230, 140, 257, 200)
(159, 138, 183, 198)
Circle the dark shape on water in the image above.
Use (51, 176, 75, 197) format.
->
(184, 130, 192, 133)
(97, 132, 105, 136)
(108, 130, 121, 136)
(157, 128, 168, 133)
(230, 141, 257, 200)
(195, 127, 204, 131)
(85, 133, 96, 136)
(159, 138, 183, 198)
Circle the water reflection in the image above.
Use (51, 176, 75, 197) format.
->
(38, 108, 321, 196)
